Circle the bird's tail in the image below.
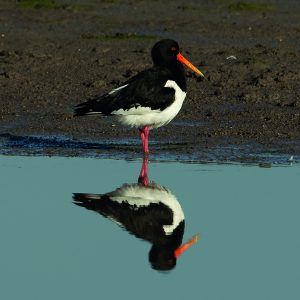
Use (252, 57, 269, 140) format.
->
(73, 100, 103, 117)
(72, 193, 120, 222)
(73, 193, 102, 209)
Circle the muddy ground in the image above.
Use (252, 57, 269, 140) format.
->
(0, 0, 300, 161)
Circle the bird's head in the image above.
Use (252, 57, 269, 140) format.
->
(151, 39, 204, 77)
(149, 234, 200, 271)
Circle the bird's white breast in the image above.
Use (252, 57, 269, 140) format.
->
(115, 80, 186, 129)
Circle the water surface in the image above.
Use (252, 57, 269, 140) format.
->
(0, 155, 299, 300)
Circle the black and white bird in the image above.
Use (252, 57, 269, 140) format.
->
(74, 39, 204, 153)
(73, 182, 199, 271)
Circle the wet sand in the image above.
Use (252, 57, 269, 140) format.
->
(1, 0, 300, 161)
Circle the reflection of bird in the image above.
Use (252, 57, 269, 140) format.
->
(73, 182, 198, 271)
(73, 157, 199, 271)
(74, 39, 204, 153)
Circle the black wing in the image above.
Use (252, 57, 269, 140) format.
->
(72, 192, 174, 244)
(74, 66, 176, 116)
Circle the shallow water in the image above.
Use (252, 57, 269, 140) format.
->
(0, 132, 297, 164)
(0, 155, 299, 300)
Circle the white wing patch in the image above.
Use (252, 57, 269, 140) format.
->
(108, 84, 128, 95)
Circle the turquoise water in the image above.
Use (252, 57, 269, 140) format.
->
(0, 155, 299, 300)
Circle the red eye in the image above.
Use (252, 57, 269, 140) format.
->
(170, 47, 177, 51)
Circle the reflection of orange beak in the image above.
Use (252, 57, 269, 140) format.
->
(177, 53, 205, 77)
(174, 234, 200, 258)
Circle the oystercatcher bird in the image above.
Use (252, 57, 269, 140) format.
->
(73, 157, 199, 271)
(74, 39, 204, 153)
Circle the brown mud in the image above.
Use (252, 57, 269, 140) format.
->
(0, 0, 300, 162)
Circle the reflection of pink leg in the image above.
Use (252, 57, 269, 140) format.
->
(138, 155, 149, 186)
(139, 126, 149, 154)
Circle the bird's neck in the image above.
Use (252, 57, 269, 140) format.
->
(167, 62, 187, 92)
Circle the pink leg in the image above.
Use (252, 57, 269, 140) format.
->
(138, 155, 149, 186)
(139, 126, 149, 154)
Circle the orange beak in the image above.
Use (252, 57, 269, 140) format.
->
(174, 234, 200, 258)
(177, 53, 205, 77)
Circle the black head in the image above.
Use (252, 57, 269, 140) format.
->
(149, 245, 177, 271)
(148, 233, 200, 271)
(151, 39, 205, 78)
(151, 39, 180, 67)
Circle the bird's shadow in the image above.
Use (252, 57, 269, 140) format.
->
(0, 133, 189, 157)
(0, 133, 130, 150)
